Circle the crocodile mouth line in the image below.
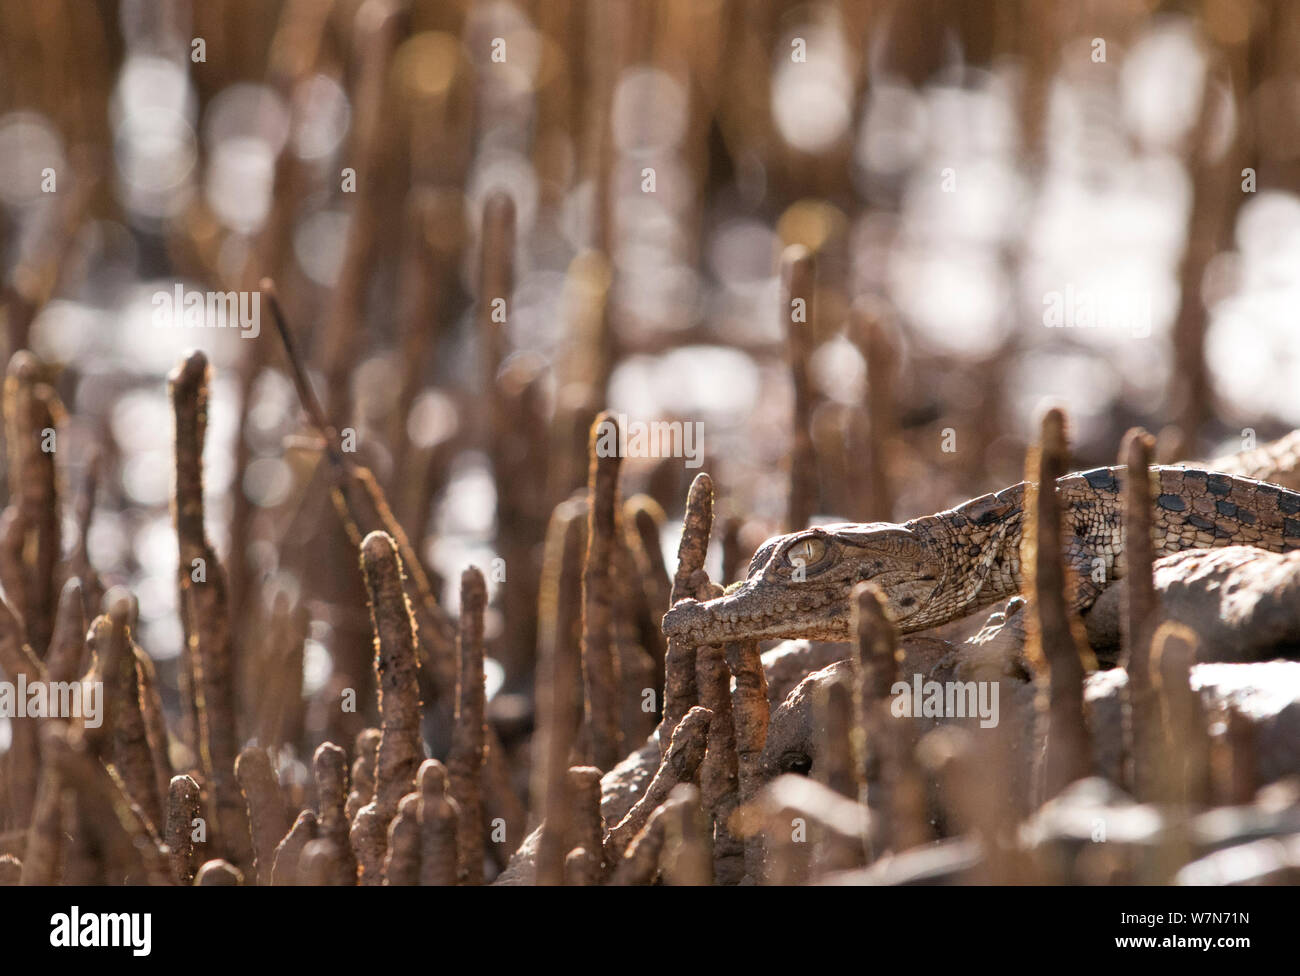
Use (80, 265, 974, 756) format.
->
(661, 585, 853, 644)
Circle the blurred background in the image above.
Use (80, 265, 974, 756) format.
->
(1, 0, 1297, 787)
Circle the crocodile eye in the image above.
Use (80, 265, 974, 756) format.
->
(778, 751, 813, 776)
(786, 537, 826, 568)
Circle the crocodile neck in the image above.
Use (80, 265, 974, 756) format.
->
(904, 482, 1028, 631)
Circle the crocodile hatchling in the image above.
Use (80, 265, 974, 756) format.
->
(660, 466, 1300, 645)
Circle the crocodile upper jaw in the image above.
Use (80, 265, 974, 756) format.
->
(661, 584, 852, 644)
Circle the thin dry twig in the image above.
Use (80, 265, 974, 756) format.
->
(318, 0, 403, 428)
(1023, 407, 1093, 803)
(133, 643, 174, 824)
(4, 351, 62, 657)
(850, 300, 899, 522)
(658, 472, 715, 750)
(1120, 428, 1160, 801)
(109, 617, 163, 836)
(624, 495, 671, 679)
(314, 741, 357, 886)
(169, 350, 247, 867)
(695, 642, 741, 880)
(20, 739, 67, 885)
(1151, 622, 1212, 808)
(165, 775, 201, 886)
(564, 765, 603, 886)
(580, 411, 624, 771)
(235, 745, 290, 886)
(0, 589, 44, 830)
(358, 531, 425, 831)
(533, 495, 586, 885)
(816, 677, 857, 800)
(657, 783, 712, 886)
(782, 244, 818, 530)
(725, 637, 769, 881)
(447, 566, 486, 885)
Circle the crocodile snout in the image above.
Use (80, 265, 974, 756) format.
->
(661, 598, 712, 639)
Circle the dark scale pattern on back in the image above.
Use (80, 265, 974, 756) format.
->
(908, 465, 1300, 626)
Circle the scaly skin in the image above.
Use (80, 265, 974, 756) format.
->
(661, 466, 1300, 645)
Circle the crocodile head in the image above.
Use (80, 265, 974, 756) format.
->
(661, 522, 944, 644)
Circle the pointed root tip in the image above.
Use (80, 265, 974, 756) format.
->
(104, 586, 134, 627)
(418, 758, 448, 793)
(483, 190, 516, 226)
(687, 471, 714, 497)
(7, 349, 39, 381)
(168, 349, 209, 391)
(781, 242, 813, 268)
(1120, 426, 1155, 468)
(360, 530, 399, 567)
